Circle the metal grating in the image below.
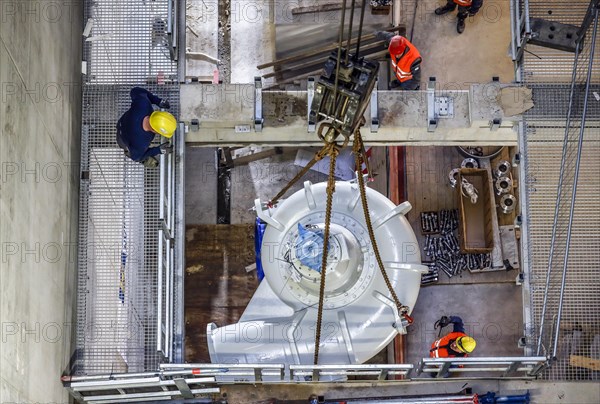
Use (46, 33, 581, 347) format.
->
(523, 124, 600, 380)
(521, 1, 600, 380)
(83, 0, 177, 84)
(522, 1, 600, 83)
(76, 83, 179, 375)
(526, 84, 600, 120)
(528, 1, 590, 25)
(75, 0, 182, 376)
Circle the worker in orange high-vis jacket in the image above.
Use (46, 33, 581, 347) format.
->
(430, 315, 477, 358)
(435, 0, 484, 34)
(375, 32, 422, 90)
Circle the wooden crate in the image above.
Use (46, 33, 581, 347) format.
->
(457, 168, 494, 253)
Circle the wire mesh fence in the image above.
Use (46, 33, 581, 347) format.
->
(522, 0, 600, 84)
(76, 0, 181, 375)
(76, 85, 180, 375)
(83, 0, 178, 84)
(522, 1, 600, 381)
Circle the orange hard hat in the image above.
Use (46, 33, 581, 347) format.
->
(389, 35, 408, 57)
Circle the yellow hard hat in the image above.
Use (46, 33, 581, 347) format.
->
(149, 111, 177, 138)
(456, 336, 476, 353)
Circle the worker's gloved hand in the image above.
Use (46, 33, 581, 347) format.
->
(435, 316, 451, 328)
(467, 6, 481, 15)
(374, 31, 395, 44)
(160, 143, 173, 155)
(159, 99, 171, 109)
(142, 157, 159, 168)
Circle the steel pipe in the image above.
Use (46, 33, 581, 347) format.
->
(500, 194, 517, 214)
(461, 158, 479, 169)
(495, 176, 513, 196)
(494, 160, 512, 178)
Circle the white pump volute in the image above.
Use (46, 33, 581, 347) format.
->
(207, 180, 427, 370)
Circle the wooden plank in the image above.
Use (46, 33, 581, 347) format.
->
(185, 224, 258, 363)
(570, 355, 600, 371)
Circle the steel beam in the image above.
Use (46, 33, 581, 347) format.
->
(180, 83, 520, 146)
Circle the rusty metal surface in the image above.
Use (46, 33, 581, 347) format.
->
(184, 224, 258, 362)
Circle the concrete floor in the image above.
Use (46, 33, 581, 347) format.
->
(403, 0, 516, 88)
(0, 3, 82, 403)
(186, 147, 218, 225)
(406, 283, 524, 367)
(187, 1, 515, 87)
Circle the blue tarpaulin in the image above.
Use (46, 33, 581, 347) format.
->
(254, 218, 266, 282)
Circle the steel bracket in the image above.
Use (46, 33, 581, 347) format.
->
(434, 96, 454, 119)
(490, 118, 502, 131)
(307, 77, 316, 133)
(529, 18, 579, 53)
(370, 79, 379, 132)
(427, 77, 438, 132)
(254, 77, 264, 132)
(173, 378, 194, 399)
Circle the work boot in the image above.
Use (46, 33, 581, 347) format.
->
(457, 17, 466, 34)
(435, 4, 455, 15)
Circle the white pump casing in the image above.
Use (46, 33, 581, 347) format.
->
(207, 180, 427, 368)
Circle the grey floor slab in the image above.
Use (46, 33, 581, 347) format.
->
(403, 0, 515, 88)
(186, 0, 220, 79)
(406, 283, 525, 367)
(186, 147, 218, 225)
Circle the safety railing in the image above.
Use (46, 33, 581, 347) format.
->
(416, 357, 547, 378)
(290, 364, 414, 381)
(510, 0, 531, 71)
(157, 124, 183, 360)
(535, 0, 599, 364)
(161, 363, 286, 382)
(63, 360, 549, 402)
(62, 373, 219, 403)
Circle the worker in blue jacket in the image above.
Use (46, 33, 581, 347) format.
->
(116, 87, 177, 168)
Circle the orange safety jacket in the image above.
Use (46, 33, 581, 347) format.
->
(454, 0, 473, 6)
(430, 331, 469, 358)
(390, 40, 422, 83)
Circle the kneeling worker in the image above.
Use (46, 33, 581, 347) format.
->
(117, 87, 176, 168)
(375, 31, 422, 90)
(430, 315, 476, 358)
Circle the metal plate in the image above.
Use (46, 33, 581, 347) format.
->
(434, 96, 454, 119)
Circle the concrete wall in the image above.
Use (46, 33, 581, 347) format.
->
(1, 2, 82, 402)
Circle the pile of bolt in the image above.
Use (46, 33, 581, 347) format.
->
(421, 263, 439, 286)
(421, 209, 492, 283)
(420, 209, 458, 234)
